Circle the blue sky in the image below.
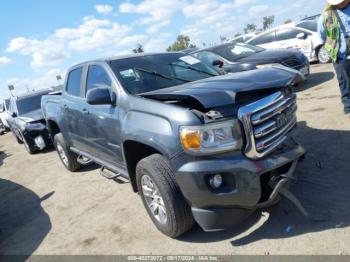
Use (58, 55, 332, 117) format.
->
(0, 0, 325, 99)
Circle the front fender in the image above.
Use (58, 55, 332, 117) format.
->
(121, 110, 181, 159)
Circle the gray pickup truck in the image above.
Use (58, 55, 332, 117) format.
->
(42, 52, 305, 237)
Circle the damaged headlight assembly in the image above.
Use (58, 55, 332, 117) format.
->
(180, 120, 242, 155)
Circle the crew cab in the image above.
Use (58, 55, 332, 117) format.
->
(42, 53, 305, 237)
(8, 89, 52, 154)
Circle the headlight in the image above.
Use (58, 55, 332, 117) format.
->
(180, 120, 242, 155)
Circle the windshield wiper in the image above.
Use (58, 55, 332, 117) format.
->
(169, 63, 218, 77)
(134, 67, 191, 83)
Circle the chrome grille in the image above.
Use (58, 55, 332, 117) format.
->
(238, 91, 297, 159)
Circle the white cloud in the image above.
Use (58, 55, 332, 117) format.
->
(0, 56, 12, 65)
(117, 34, 147, 46)
(143, 33, 172, 52)
(6, 68, 66, 95)
(234, 0, 256, 8)
(6, 37, 67, 69)
(146, 20, 170, 34)
(181, 0, 245, 42)
(6, 16, 131, 68)
(94, 4, 113, 15)
(119, 0, 187, 33)
(248, 5, 269, 17)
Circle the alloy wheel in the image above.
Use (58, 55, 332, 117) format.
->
(56, 143, 69, 167)
(141, 174, 167, 224)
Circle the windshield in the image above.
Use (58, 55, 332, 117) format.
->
(296, 21, 317, 32)
(17, 94, 45, 115)
(211, 43, 265, 62)
(109, 53, 220, 95)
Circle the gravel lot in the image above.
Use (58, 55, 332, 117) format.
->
(0, 63, 349, 256)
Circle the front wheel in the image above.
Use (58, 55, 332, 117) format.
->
(21, 133, 36, 154)
(12, 130, 23, 144)
(54, 133, 81, 172)
(136, 154, 195, 238)
(318, 46, 331, 64)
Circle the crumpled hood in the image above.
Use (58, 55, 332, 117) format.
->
(18, 109, 44, 123)
(141, 67, 297, 109)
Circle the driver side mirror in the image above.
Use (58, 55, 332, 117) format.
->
(212, 60, 224, 68)
(86, 87, 117, 106)
(296, 32, 306, 40)
(11, 112, 17, 118)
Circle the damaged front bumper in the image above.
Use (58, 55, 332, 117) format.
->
(172, 137, 305, 232)
(23, 123, 51, 151)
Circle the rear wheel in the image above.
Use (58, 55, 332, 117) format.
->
(54, 133, 81, 172)
(318, 46, 331, 64)
(136, 154, 195, 238)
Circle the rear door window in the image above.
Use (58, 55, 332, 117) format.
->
(296, 21, 318, 32)
(250, 31, 275, 45)
(66, 67, 83, 97)
(276, 28, 307, 41)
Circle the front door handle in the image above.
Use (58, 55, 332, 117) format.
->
(63, 104, 69, 110)
(82, 109, 89, 115)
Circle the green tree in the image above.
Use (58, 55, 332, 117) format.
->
(166, 35, 196, 52)
(132, 43, 144, 53)
(263, 16, 275, 31)
(244, 24, 257, 34)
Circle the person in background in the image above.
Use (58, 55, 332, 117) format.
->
(318, 0, 350, 116)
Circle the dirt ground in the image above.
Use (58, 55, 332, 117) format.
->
(0, 63, 350, 256)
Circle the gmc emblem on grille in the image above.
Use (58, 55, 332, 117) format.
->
(275, 110, 293, 128)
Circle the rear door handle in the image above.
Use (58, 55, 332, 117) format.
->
(82, 109, 89, 115)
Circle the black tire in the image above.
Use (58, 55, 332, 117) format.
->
(318, 46, 331, 64)
(53, 133, 81, 172)
(136, 154, 195, 238)
(12, 131, 23, 144)
(21, 133, 36, 154)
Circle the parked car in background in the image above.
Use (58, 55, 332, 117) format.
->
(246, 20, 331, 64)
(8, 89, 52, 154)
(190, 42, 309, 81)
(230, 32, 260, 43)
(301, 14, 321, 21)
(42, 53, 305, 238)
(0, 98, 10, 131)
